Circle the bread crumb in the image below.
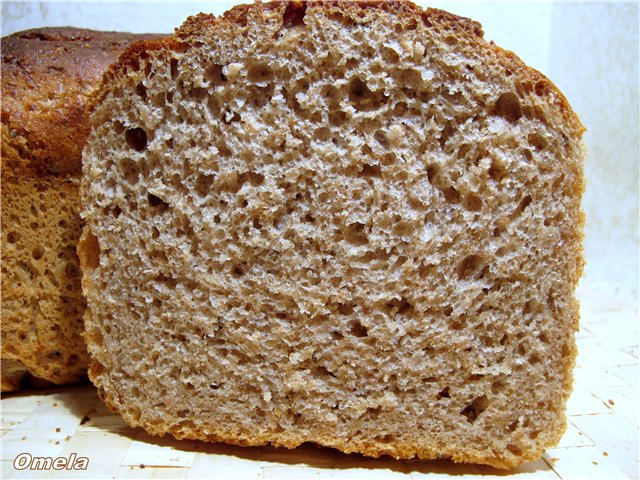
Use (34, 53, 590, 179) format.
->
(607, 399, 615, 406)
(603, 451, 608, 457)
(79, 0, 586, 470)
(55, 427, 61, 432)
(592, 461, 598, 465)
(225, 63, 243, 81)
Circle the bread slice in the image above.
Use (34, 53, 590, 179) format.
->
(1, 27, 163, 391)
(79, 1, 585, 468)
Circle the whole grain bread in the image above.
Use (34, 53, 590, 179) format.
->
(1, 27, 164, 392)
(80, 1, 585, 468)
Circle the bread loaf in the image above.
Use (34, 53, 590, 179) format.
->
(80, 1, 585, 468)
(1, 27, 163, 391)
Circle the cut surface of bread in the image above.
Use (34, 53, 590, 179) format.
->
(80, 1, 585, 469)
(1, 27, 164, 391)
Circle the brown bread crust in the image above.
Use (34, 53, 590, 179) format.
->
(1, 27, 163, 176)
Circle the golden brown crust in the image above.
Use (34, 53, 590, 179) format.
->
(1, 27, 164, 176)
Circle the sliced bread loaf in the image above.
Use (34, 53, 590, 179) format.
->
(80, 1, 585, 468)
(1, 27, 163, 391)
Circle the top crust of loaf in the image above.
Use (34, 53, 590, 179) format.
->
(1, 27, 164, 177)
(82, 0, 586, 470)
(95, 1, 584, 142)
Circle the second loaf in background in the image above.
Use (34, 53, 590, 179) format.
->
(1, 27, 164, 391)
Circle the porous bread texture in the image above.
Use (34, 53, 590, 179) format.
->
(80, 0, 585, 469)
(1, 175, 85, 390)
(1, 27, 164, 391)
